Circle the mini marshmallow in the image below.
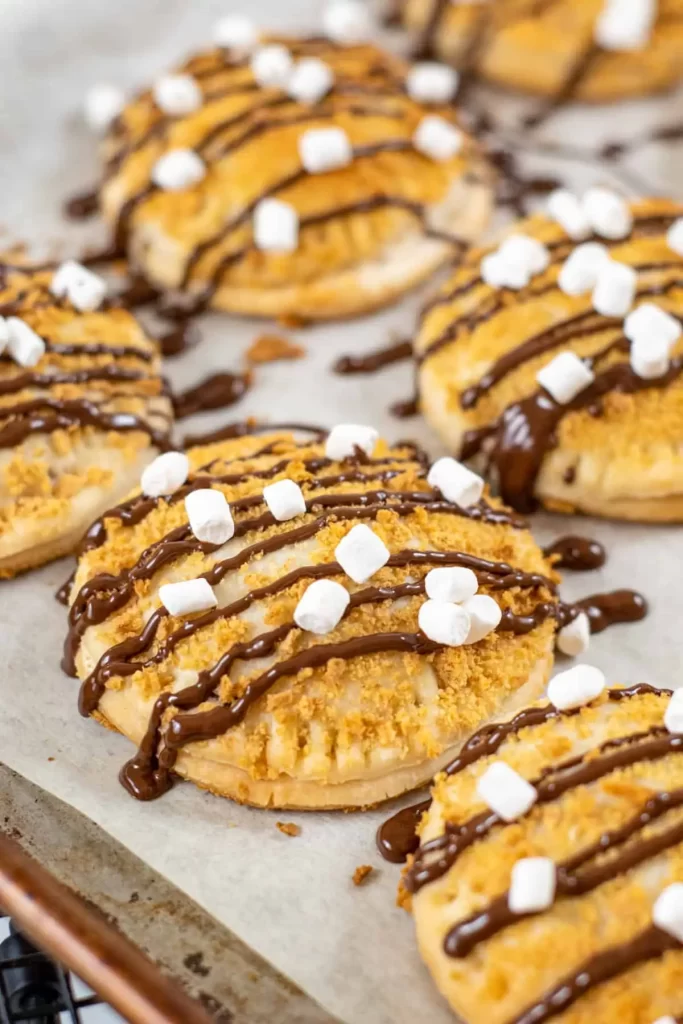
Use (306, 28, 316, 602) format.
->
(476, 761, 537, 822)
(51, 261, 107, 312)
(6, 318, 45, 368)
(141, 451, 190, 498)
(664, 689, 683, 734)
(406, 62, 459, 104)
(159, 578, 217, 617)
(592, 259, 637, 317)
(184, 489, 235, 545)
(652, 883, 683, 943)
(323, 0, 373, 44)
(263, 478, 307, 521)
(556, 612, 591, 657)
(558, 242, 610, 296)
(498, 234, 550, 276)
(583, 187, 633, 240)
(0, 317, 9, 355)
(546, 189, 590, 241)
(335, 524, 390, 584)
(213, 14, 258, 54)
(462, 594, 502, 644)
(254, 198, 299, 252)
(631, 334, 672, 380)
(325, 423, 378, 461)
(288, 58, 334, 104)
(419, 600, 471, 647)
(414, 115, 463, 162)
(536, 351, 595, 405)
(481, 251, 531, 290)
(153, 74, 202, 116)
(428, 457, 484, 507)
(299, 127, 352, 174)
(651, 1018, 677, 1024)
(152, 149, 205, 191)
(547, 664, 606, 711)
(425, 566, 478, 604)
(251, 45, 293, 89)
(294, 579, 350, 635)
(508, 857, 557, 915)
(667, 218, 683, 257)
(84, 84, 125, 132)
(624, 303, 681, 347)
(595, 0, 655, 51)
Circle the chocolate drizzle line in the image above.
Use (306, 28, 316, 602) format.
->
(0, 397, 170, 451)
(171, 371, 251, 419)
(333, 338, 413, 376)
(542, 535, 606, 572)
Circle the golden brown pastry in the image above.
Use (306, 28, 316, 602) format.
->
(0, 256, 171, 577)
(96, 27, 493, 321)
(64, 426, 566, 810)
(415, 195, 683, 521)
(407, 671, 683, 1024)
(399, 0, 683, 102)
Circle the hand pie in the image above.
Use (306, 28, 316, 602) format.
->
(0, 256, 171, 577)
(415, 196, 683, 520)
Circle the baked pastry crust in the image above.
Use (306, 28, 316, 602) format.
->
(0, 257, 171, 577)
(408, 682, 683, 1024)
(400, 0, 683, 101)
(98, 37, 493, 321)
(416, 197, 683, 521)
(65, 429, 560, 810)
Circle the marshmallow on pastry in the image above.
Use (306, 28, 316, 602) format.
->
(254, 198, 299, 252)
(335, 524, 390, 583)
(462, 594, 502, 644)
(323, 0, 373, 44)
(51, 261, 107, 312)
(558, 242, 610, 296)
(425, 566, 478, 604)
(667, 218, 683, 257)
(664, 689, 683, 734)
(414, 116, 463, 162)
(498, 234, 550, 276)
(153, 74, 202, 116)
(406, 62, 459, 104)
(508, 858, 557, 915)
(419, 600, 471, 647)
(481, 251, 531, 290)
(325, 424, 378, 461)
(141, 451, 190, 497)
(251, 45, 293, 89)
(583, 187, 633, 240)
(625, 303, 681, 347)
(6, 318, 46, 368)
(84, 83, 125, 132)
(546, 189, 590, 240)
(288, 58, 334, 104)
(263, 478, 307, 521)
(476, 762, 538, 822)
(592, 259, 637, 316)
(213, 14, 259, 55)
(556, 612, 591, 656)
(294, 578, 350, 635)
(428, 457, 484, 507)
(652, 883, 683, 943)
(299, 127, 353, 173)
(547, 664, 606, 711)
(185, 489, 235, 545)
(159, 578, 217, 616)
(595, 0, 656, 51)
(152, 149, 206, 191)
(536, 351, 595, 405)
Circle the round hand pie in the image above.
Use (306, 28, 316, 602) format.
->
(398, 0, 683, 101)
(415, 195, 683, 520)
(64, 426, 565, 810)
(0, 257, 171, 577)
(406, 673, 683, 1024)
(96, 25, 493, 321)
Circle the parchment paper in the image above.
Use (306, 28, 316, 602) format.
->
(1, 2, 682, 1021)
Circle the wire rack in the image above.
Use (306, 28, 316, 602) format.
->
(0, 914, 105, 1024)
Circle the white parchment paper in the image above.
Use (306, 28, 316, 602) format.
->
(0, 2, 682, 1021)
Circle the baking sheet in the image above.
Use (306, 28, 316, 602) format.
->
(1, 2, 682, 1022)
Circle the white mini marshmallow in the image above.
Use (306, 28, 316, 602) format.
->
(263, 478, 307, 521)
(631, 334, 672, 380)
(462, 594, 502, 644)
(294, 579, 350, 635)
(476, 762, 537, 822)
(323, 0, 373, 44)
(498, 234, 550, 276)
(184, 489, 235, 545)
(624, 303, 681, 347)
(251, 45, 293, 89)
(592, 259, 637, 317)
(583, 187, 633, 240)
(557, 612, 591, 657)
(508, 858, 557, 915)
(558, 242, 610, 296)
(213, 14, 258, 54)
(536, 351, 595, 405)
(425, 566, 478, 604)
(152, 149, 205, 191)
(254, 198, 299, 252)
(651, 1017, 677, 1024)
(547, 664, 606, 711)
(6, 318, 45, 368)
(595, 0, 656, 51)
(0, 317, 9, 355)
(325, 424, 378, 461)
(288, 58, 334, 104)
(141, 451, 190, 498)
(652, 883, 683, 943)
(414, 115, 463, 162)
(159, 578, 217, 617)
(546, 189, 590, 241)
(84, 84, 125, 132)
(428, 457, 484, 507)
(335, 524, 390, 583)
(51, 261, 107, 312)
(419, 600, 471, 647)
(153, 74, 202, 116)
(664, 689, 683, 734)
(299, 127, 352, 174)
(481, 251, 531, 290)
(667, 218, 683, 257)
(406, 62, 459, 104)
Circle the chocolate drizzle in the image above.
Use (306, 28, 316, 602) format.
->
(333, 339, 412, 376)
(543, 535, 606, 572)
(0, 396, 170, 451)
(171, 371, 251, 419)
(63, 188, 99, 221)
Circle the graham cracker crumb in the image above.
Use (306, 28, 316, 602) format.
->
(246, 334, 305, 365)
(353, 865, 374, 886)
(276, 821, 301, 837)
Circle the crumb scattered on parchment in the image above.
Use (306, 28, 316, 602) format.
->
(278, 312, 309, 329)
(353, 865, 374, 886)
(276, 821, 301, 837)
(47, 757, 55, 762)
(246, 334, 305, 365)
(396, 880, 412, 911)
